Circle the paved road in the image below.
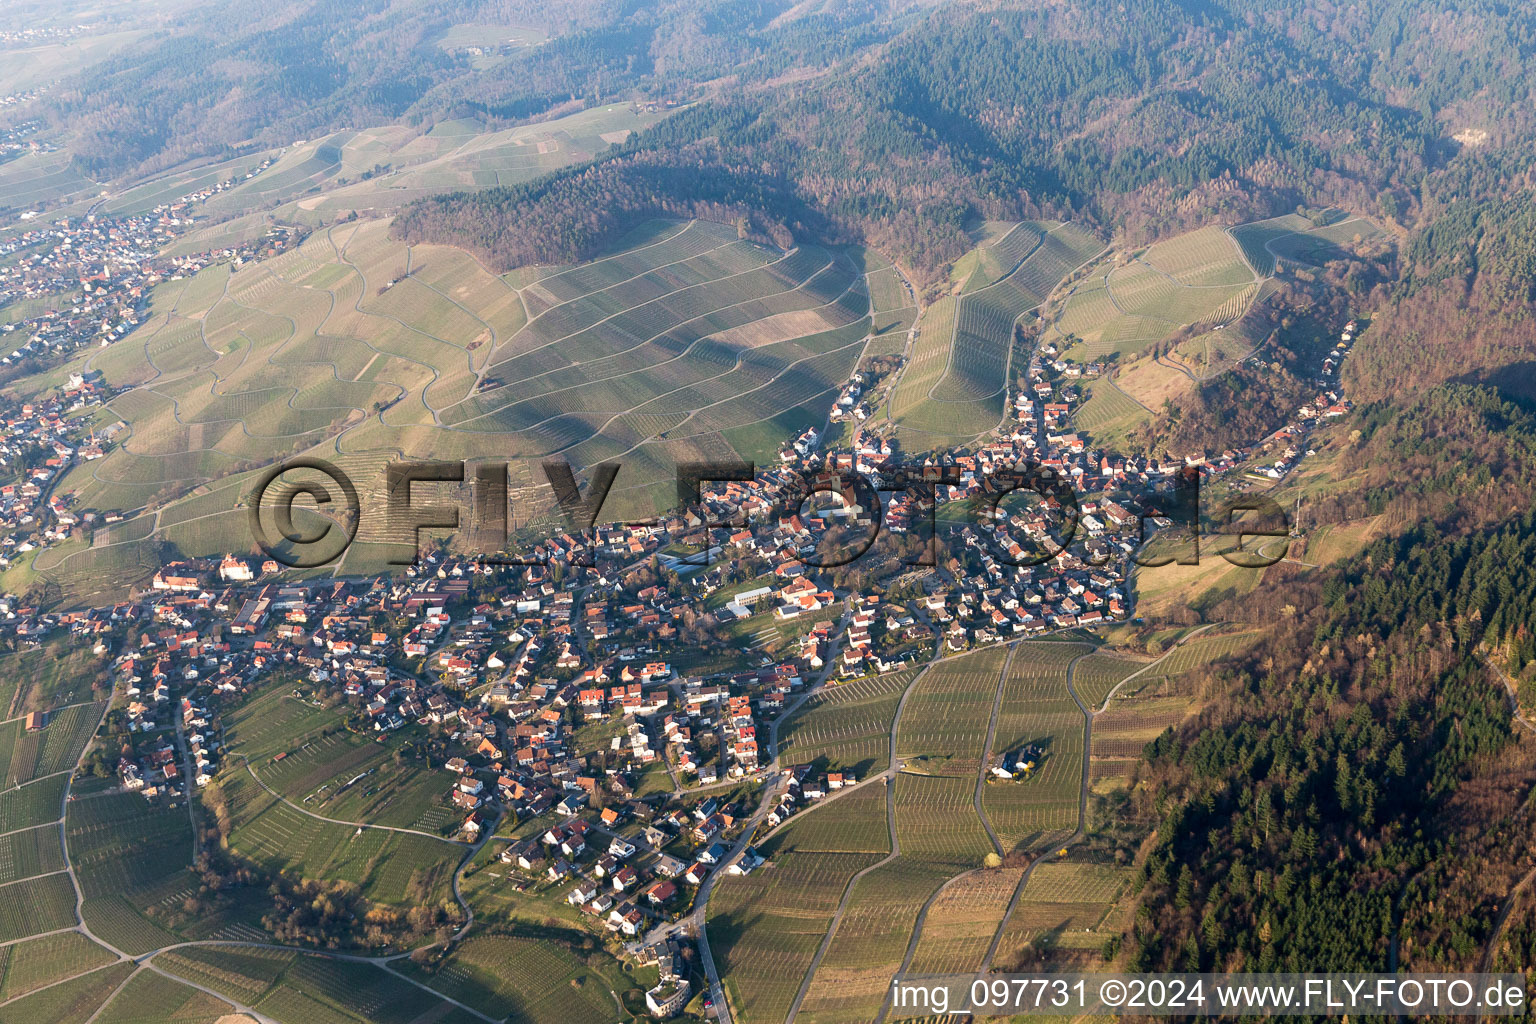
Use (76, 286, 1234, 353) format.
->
(630, 602, 855, 1023)
(973, 644, 1020, 856)
(784, 640, 946, 1024)
(14, 691, 506, 1024)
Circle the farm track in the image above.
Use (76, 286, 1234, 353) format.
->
(784, 643, 944, 1024)
(16, 683, 504, 1024)
(974, 645, 1017, 856)
(450, 249, 827, 424)
(865, 624, 1240, 1008)
(870, 644, 1093, 1024)
(450, 257, 855, 441)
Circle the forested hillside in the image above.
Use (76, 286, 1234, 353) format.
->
(1123, 381, 1536, 975)
(394, 0, 1536, 283)
(1134, 498, 1536, 973)
(37, 0, 919, 178)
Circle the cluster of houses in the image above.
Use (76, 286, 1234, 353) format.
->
(1245, 321, 1356, 483)
(0, 160, 295, 370)
(989, 742, 1043, 780)
(827, 370, 872, 422)
(0, 392, 116, 565)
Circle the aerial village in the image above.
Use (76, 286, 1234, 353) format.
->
(0, 181, 1356, 1014)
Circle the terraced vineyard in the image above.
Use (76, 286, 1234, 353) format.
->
(779, 668, 920, 775)
(710, 791, 892, 1024)
(66, 787, 195, 954)
(397, 933, 622, 1024)
(1, 701, 105, 788)
(1071, 652, 1152, 710)
(155, 944, 485, 1024)
(93, 969, 235, 1024)
(990, 859, 1130, 968)
(981, 643, 1089, 851)
(225, 687, 456, 833)
(217, 769, 461, 907)
(30, 215, 880, 583)
(906, 865, 1027, 975)
(0, 932, 119, 1002)
(1051, 214, 1384, 427)
(891, 223, 1101, 442)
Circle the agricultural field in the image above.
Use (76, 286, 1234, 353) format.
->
(225, 688, 457, 834)
(0, 960, 136, 1024)
(765, 781, 892, 856)
(1070, 377, 1148, 447)
(710, 761, 894, 1024)
(155, 944, 483, 1024)
(1130, 542, 1270, 619)
(0, 772, 67, 834)
(710, 842, 888, 1024)
(1071, 652, 1153, 710)
(1155, 630, 1260, 674)
(66, 787, 195, 954)
(1230, 212, 1386, 277)
(891, 223, 1101, 443)
(778, 668, 920, 775)
(0, 932, 118, 1002)
(29, 214, 881, 584)
(0, 819, 66, 884)
(1086, 632, 1255, 790)
(0, 644, 111, 718)
(894, 647, 1007, 776)
(1, 700, 104, 789)
(793, 858, 955, 1024)
(1092, 695, 1194, 789)
(1045, 216, 1381, 442)
(0, 150, 101, 215)
(216, 767, 461, 908)
(906, 865, 1027, 975)
(1050, 224, 1259, 361)
(990, 859, 1130, 969)
(788, 650, 1017, 1023)
(0, 871, 78, 943)
(398, 932, 623, 1024)
(981, 643, 1089, 851)
(92, 969, 234, 1024)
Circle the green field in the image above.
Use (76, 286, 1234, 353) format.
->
(891, 223, 1101, 442)
(156, 945, 483, 1024)
(67, 788, 195, 955)
(218, 768, 460, 908)
(0, 960, 136, 1024)
(0, 645, 110, 719)
(710, 841, 887, 1024)
(778, 668, 920, 775)
(0, 821, 66, 884)
(990, 859, 1131, 968)
(0, 932, 119, 1002)
(400, 933, 625, 1024)
(224, 687, 457, 834)
(2, 701, 104, 788)
(711, 736, 899, 1024)
(793, 858, 954, 1024)
(0, 871, 78, 943)
(0, 774, 68, 834)
(1071, 652, 1151, 710)
(981, 643, 1089, 851)
(93, 969, 234, 1024)
(905, 865, 1027, 975)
